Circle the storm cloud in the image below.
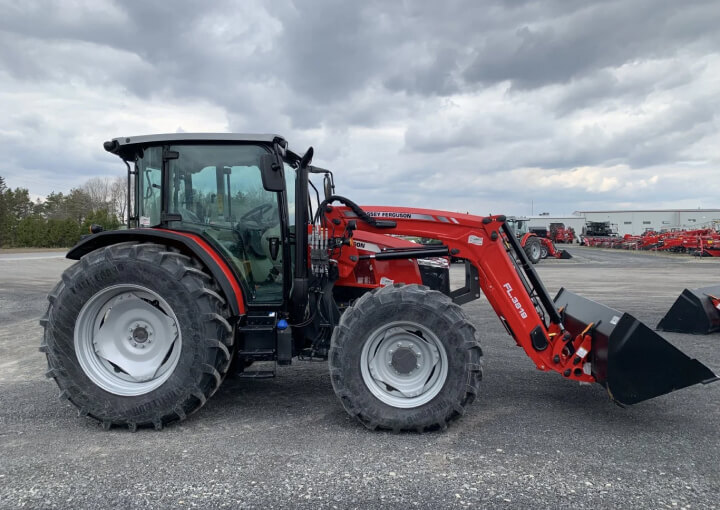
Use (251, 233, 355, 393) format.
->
(1, 0, 719, 214)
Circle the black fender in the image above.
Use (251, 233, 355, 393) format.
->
(67, 229, 244, 316)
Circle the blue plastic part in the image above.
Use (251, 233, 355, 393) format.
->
(276, 319, 289, 330)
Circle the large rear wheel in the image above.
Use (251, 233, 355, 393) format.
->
(329, 284, 482, 432)
(40, 242, 234, 430)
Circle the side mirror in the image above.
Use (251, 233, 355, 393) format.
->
(308, 164, 335, 200)
(259, 154, 284, 192)
(323, 173, 333, 200)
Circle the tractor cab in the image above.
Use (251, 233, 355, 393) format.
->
(105, 134, 300, 306)
(506, 216, 529, 236)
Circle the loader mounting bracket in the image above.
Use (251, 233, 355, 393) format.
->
(449, 260, 481, 305)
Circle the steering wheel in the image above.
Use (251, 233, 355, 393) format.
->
(179, 207, 202, 223)
(240, 203, 275, 226)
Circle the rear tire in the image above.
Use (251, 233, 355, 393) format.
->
(40, 242, 234, 430)
(329, 284, 482, 432)
(524, 238, 542, 264)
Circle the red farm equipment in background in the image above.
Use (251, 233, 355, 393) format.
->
(582, 225, 720, 257)
(699, 231, 720, 257)
(506, 218, 572, 263)
(579, 221, 621, 248)
(549, 223, 575, 244)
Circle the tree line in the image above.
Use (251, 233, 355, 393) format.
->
(0, 175, 126, 248)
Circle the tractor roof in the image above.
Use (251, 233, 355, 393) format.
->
(104, 133, 286, 160)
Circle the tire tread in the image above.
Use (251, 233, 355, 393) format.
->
(329, 284, 483, 432)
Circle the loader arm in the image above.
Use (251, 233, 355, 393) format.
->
(539, 237, 572, 259)
(322, 202, 717, 403)
(323, 205, 592, 383)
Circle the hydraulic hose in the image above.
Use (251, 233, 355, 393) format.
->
(315, 195, 395, 229)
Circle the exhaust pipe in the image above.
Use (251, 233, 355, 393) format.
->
(657, 285, 720, 334)
(555, 288, 718, 405)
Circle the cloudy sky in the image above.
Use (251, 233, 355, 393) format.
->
(1, 0, 719, 215)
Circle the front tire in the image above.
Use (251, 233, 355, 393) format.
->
(329, 284, 482, 432)
(524, 237, 542, 264)
(40, 243, 234, 430)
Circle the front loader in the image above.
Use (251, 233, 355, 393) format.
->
(40, 134, 718, 431)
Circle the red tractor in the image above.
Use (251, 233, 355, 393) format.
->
(40, 134, 717, 431)
(549, 223, 575, 244)
(506, 217, 572, 263)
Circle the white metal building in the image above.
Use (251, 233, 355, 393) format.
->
(574, 209, 720, 236)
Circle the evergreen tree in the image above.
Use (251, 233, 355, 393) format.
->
(0, 175, 122, 248)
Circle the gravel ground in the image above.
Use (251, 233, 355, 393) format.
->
(1, 246, 719, 509)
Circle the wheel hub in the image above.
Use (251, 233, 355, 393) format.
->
(388, 344, 422, 375)
(130, 323, 152, 346)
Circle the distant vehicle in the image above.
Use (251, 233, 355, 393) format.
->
(506, 217, 572, 263)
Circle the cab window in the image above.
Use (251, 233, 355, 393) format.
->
(166, 144, 284, 304)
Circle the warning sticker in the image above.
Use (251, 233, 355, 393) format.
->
(468, 235, 484, 246)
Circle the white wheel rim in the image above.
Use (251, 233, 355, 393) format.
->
(360, 320, 448, 409)
(74, 284, 182, 396)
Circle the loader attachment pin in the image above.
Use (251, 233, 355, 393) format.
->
(547, 323, 595, 383)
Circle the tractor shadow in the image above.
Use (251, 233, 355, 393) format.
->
(200, 354, 719, 443)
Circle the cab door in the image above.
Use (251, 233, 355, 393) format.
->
(164, 144, 288, 305)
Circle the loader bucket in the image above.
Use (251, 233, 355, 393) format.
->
(657, 285, 720, 334)
(558, 250, 572, 259)
(554, 288, 718, 405)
